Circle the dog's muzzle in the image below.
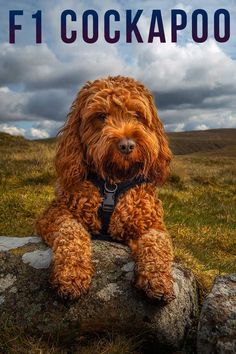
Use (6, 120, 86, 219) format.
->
(118, 137, 136, 154)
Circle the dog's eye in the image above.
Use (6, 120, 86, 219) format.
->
(96, 112, 107, 121)
(135, 111, 145, 122)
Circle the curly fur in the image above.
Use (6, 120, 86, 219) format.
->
(36, 76, 175, 302)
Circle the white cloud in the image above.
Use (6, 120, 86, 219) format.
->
(0, 123, 51, 140)
(163, 109, 236, 132)
(164, 122, 185, 132)
(135, 40, 236, 93)
(0, 87, 10, 93)
(32, 120, 62, 136)
(0, 123, 25, 136)
(29, 128, 49, 139)
(195, 124, 209, 130)
(174, 3, 192, 13)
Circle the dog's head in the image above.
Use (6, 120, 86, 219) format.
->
(56, 76, 172, 189)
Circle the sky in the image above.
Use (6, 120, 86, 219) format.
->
(0, 0, 235, 139)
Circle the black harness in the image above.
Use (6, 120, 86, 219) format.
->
(88, 173, 148, 242)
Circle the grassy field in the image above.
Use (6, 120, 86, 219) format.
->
(0, 129, 236, 353)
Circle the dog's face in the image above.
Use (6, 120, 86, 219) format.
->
(56, 76, 172, 189)
(79, 80, 161, 182)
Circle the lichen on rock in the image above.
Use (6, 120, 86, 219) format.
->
(0, 274, 17, 292)
(0, 236, 199, 351)
(197, 274, 236, 354)
(97, 283, 123, 301)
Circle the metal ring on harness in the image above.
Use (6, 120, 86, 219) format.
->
(104, 182, 118, 193)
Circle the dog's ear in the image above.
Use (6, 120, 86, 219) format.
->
(55, 83, 91, 190)
(147, 95, 172, 186)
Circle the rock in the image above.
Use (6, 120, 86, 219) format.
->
(0, 236, 41, 251)
(0, 236, 199, 351)
(197, 274, 236, 354)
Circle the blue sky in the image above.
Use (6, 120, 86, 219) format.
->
(0, 0, 235, 139)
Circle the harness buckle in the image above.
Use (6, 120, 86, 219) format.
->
(102, 182, 117, 213)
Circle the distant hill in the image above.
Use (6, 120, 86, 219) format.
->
(0, 132, 29, 147)
(0, 128, 236, 155)
(168, 129, 236, 155)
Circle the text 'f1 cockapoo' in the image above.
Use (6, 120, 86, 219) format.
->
(36, 76, 175, 303)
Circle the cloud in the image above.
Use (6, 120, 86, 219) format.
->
(32, 119, 62, 136)
(0, 86, 30, 121)
(0, 0, 235, 138)
(174, 2, 192, 13)
(24, 89, 71, 121)
(0, 43, 125, 90)
(162, 108, 236, 132)
(0, 44, 59, 87)
(0, 123, 51, 139)
(136, 40, 236, 93)
(0, 123, 25, 136)
(29, 128, 49, 139)
(0, 86, 72, 123)
(194, 124, 209, 130)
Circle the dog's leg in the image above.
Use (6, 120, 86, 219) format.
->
(128, 229, 175, 303)
(36, 205, 92, 299)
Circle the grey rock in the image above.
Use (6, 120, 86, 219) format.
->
(197, 274, 236, 354)
(22, 249, 53, 269)
(0, 236, 41, 251)
(0, 274, 17, 292)
(0, 236, 199, 351)
(121, 261, 135, 272)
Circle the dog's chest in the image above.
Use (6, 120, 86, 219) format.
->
(67, 181, 162, 241)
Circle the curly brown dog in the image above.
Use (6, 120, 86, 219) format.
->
(36, 76, 175, 303)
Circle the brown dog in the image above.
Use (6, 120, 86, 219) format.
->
(36, 76, 175, 303)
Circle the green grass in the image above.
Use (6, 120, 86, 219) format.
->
(0, 137, 55, 236)
(1, 130, 236, 353)
(162, 148, 236, 292)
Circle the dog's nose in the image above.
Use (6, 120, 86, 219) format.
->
(118, 138, 136, 154)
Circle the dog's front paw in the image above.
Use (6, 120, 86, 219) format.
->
(135, 272, 176, 304)
(50, 264, 92, 299)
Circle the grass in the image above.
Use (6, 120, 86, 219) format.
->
(0, 129, 236, 353)
(163, 148, 236, 293)
(0, 322, 141, 354)
(0, 134, 55, 236)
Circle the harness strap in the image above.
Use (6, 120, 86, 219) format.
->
(88, 173, 148, 236)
